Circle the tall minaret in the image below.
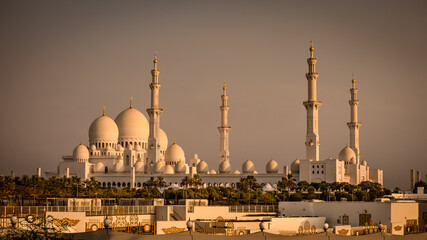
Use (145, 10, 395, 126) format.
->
(218, 81, 231, 163)
(303, 41, 322, 161)
(147, 52, 163, 164)
(347, 73, 362, 164)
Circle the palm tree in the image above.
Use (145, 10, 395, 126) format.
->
(156, 176, 167, 188)
(181, 176, 192, 188)
(192, 175, 202, 188)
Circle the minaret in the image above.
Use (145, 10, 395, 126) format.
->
(303, 41, 322, 161)
(347, 73, 362, 164)
(218, 81, 231, 163)
(147, 52, 163, 164)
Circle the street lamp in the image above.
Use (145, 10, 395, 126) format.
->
(259, 221, 267, 232)
(323, 223, 329, 232)
(186, 218, 192, 231)
(186, 218, 193, 231)
(10, 215, 18, 228)
(104, 217, 111, 235)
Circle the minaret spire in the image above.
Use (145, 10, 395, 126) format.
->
(147, 51, 163, 165)
(303, 40, 321, 161)
(102, 106, 105, 116)
(347, 73, 362, 164)
(218, 81, 231, 164)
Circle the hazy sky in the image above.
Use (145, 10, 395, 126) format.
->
(0, 0, 426, 189)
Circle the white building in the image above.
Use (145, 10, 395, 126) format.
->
(53, 42, 383, 187)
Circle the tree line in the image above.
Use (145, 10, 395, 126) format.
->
(0, 174, 392, 206)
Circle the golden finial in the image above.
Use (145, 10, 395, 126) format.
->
(223, 81, 226, 91)
(130, 96, 133, 109)
(102, 106, 105, 116)
(352, 73, 355, 84)
(310, 40, 314, 51)
(173, 138, 176, 144)
(153, 51, 158, 64)
(80, 141, 82, 145)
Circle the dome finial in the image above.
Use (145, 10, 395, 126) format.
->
(352, 73, 355, 84)
(223, 81, 226, 91)
(130, 96, 133, 109)
(80, 141, 82, 145)
(153, 51, 158, 64)
(310, 39, 314, 51)
(173, 138, 176, 144)
(102, 106, 105, 116)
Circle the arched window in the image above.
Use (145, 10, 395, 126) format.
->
(112, 182, 116, 187)
(127, 182, 130, 187)
(105, 167, 108, 173)
(117, 182, 121, 187)
(107, 182, 111, 187)
(122, 182, 126, 187)
(102, 182, 106, 188)
(126, 155, 130, 166)
(137, 182, 141, 187)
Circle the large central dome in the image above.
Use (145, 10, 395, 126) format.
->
(115, 106, 149, 144)
(89, 113, 119, 145)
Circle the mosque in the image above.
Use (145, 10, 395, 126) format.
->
(52, 43, 383, 188)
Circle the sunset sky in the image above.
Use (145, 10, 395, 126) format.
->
(0, 0, 426, 189)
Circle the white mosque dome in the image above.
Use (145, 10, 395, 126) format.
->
(116, 144, 124, 151)
(113, 160, 124, 173)
(339, 146, 356, 163)
(175, 161, 186, 173)
(291, 158, 300, 173)
(253, 170, 258, 174)
(154, 160, 166, 173)
(196, 160, 208, 174)
(232, 170, 241, 174)
(135, 144, 143, 151)
(159, 128, 168, 151)
(219, 160, 231, 174)
(73, 143, 89, 162)
(89, 114, 119, 143)
(115, 107, 149, 143)
(242, 159, 254, 174)
(165, 141, 185, 165)
(90, 144, 96, 151)
(135, 161, 145, 173)
(126, 143, 134, 150)
(164, 165, 175, 175)
(94, 161, 105, 173)
(208, 169, 217, 174)
(362, 160, 367, 166)
(266, 158, 279, 173)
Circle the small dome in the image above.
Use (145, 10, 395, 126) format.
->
(126, 144, 134, 151)
(165, 142, 185, 164)
(266, 158, 279, 173)
(219, 160, 231, 174)
(135, 144, 142, 151)
(197, 160, 208, 174)
(135, 161, 144, 173)
(175, 161, 186, 173)
(159, 128, 168, 152)
(291, 158, 300, 173)
(208, 169, 217, 174)
(232, 170, 241, 174)
(73, 143, 89, 162)
(242, 159, 255, 174)
(350, 157, 357, 165)
(154, 160, 165, 173)
(90, 145, 96, 151)
(116, 144, 124, 151)
(193, 153, 199, 159)
(339, 146, 356, 163)
(115, 107, 149, 143)
(164, 165, 175, 175)
(94, 161, 105, 173)
(113, 160, 124, 173)
(106, 145, 113, 151)
(253, 170, 258, 174)
(89, 114, 119, 143)
(362, 160, 367, 166)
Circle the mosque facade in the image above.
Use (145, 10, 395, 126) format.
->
(53, 43, 383, 188)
